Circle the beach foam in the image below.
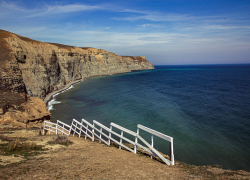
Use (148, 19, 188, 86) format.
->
(47, 85, 74, 111)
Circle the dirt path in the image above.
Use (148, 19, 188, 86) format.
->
(0, 129, 249, 180)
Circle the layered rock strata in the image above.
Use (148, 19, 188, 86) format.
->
(0, 29, 154, 127)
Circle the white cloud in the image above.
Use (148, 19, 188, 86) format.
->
(136, 24, 165, 28)
(201, 25, 250, 30)
(27, 4, 104, 18)
(0, 0, 28, 17)
(0, 1, 107, 18)
(114, 9, 209, 22)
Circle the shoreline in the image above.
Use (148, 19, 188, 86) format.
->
(43, 69, 153, 108)
(43, 78, 85, 107)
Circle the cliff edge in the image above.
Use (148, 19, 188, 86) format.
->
(0, 29, 154, 128)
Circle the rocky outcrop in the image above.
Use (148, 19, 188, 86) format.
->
(0, 95, 51, 129)
(0, 29, 154, 128)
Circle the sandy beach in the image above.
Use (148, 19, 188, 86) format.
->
(43, 79, 85, 106)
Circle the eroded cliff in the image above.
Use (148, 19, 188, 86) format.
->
(0, 29, 154, 128)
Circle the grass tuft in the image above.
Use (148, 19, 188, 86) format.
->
(48, 135, 73, 146)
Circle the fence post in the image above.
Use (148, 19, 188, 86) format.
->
(85, 124, 88, 140)
(134, 127, 139, 154)
(170, 139, 175, 165)
(73, 122, 75, 136)
(92, 123, 95, 141)
(109, 125, 112, 146)
(99, 127, 102, 143)
(119, 131, 123, 149)
(151, 134, 154, 159)
(79, 123, 82, 138)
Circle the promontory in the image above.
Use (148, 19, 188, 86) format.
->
(0, 29, 154, 128)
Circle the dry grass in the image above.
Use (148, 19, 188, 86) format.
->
(0, 129, 249, 179)
(48, 135, 73, 146)
(0, 135, 12, 141)
(48, 43, 75, 50)
(122, 56, 148, 63)
(16, 35, 41, 44)
(0, 137, 44, 157)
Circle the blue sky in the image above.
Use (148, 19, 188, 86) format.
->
(0, 0, 250, 65)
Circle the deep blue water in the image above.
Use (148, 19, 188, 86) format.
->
(50, 64, 250, 171)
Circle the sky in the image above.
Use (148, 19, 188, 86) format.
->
(0, 0, 250, 65)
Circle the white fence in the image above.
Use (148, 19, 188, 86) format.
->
(43, 120, 71, 136)
(43, 119, 174, 165)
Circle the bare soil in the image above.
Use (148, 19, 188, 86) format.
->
(0, 129, 249, 180)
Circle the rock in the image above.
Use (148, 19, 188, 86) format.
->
(0, 96, 51, 128)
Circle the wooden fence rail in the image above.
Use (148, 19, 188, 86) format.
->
(43, 119, 174, 165)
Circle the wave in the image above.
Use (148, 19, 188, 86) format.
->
(47, 85, 74, 111)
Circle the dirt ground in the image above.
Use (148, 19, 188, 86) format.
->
(0, 129, 250, 180)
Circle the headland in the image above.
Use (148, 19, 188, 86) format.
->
(0, 29, 154, 128)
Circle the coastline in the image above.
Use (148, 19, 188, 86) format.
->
(43, 68, 154, 108)
(43, 78, 85, 107)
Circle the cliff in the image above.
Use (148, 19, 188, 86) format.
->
(0, 29, 154, 128)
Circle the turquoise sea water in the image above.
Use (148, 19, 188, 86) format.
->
(50, 64, 250, 171)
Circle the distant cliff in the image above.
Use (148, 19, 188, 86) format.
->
(0, 29, 154, 128)
(0, 30, 154, 99)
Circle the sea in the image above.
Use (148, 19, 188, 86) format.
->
(49, 64, 250, 172)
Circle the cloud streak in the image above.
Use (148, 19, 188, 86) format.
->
(0, 1, 107, 18)
(27, 4, 105, 18)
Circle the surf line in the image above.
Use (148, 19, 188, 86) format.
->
(45, 78, 86, 111)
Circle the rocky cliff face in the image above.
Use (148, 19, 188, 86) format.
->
(0, 29, 154, 128)
(1, 30, 154, 100)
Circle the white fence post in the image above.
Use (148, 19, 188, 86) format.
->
(79, 123, 82, 138)
(171, 139, 175, 165)
(72, 120, 76, 136)
(151, 134, 154, 159)
(109, 125, 112, 146)
(99, 127, 102, 143)
(119, 131, 123, 149)
(134, 127, 139, 154)
(92, 123, 95, 141)
(85, 124, 88, 140)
